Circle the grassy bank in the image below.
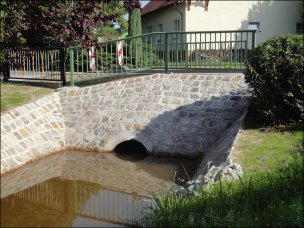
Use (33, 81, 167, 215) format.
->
(231, 127, 303, 174)
(146, 153, 303, 227)
(0, 82, 54, 112)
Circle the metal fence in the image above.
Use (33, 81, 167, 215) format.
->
(69, 30, 256, 85)
(5, 30, 256, 85)
(7, 48, 66, 84)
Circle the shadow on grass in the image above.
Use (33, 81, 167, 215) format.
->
(1, 79, 61, 89)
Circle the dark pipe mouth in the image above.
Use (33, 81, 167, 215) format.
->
(114, 140, 148, 161)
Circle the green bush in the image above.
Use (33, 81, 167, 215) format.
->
(244, 34, 304, 125)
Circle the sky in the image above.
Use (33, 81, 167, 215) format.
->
(123, 0, 149, 21)
(141, 1, 149, 8)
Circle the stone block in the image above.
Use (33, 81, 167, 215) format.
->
(181, 85, 190, 92)
(171, 98, 182, 106)
(68, 90, 76, 96)
(161, 97, 170, 104)
(222, 75, 231, 81)
(190, 94, 200, 99)
(136, 103, 144, 111)
(190, 87, 199, 93)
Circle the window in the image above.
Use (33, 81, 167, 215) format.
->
(147, 26, 152, 33)
(248, 22, 260, 32)
(146, 26, 152, 42)
(296, 23, 303, 34)
(174, 19, 180, 32)
(173, 19, 180, 39)
(157, 24, 163, 42)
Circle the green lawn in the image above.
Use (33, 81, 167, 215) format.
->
(231, 128, 303, 174)
(1, 82, 54, 112)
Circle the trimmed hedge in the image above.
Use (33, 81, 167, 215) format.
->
(245, 34, 304, 125)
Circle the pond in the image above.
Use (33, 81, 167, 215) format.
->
(1, 150, 199, 227)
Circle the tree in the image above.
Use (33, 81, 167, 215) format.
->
(0, 0, 26, 80)
(0, 0, 119, 48)
(124, 0, 142, 67)
(0, 0, 119, 80)
(0, 1, 26, 48)
(95, 0, 128, 42)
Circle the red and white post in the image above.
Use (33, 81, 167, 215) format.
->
(89, 46, 96, 70)
(117, 38, 124, 66)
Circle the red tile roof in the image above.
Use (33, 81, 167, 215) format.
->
(141, 0, 176, 16)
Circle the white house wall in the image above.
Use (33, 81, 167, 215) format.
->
(185, 0, 302, 45)
(141, 4, 185, 34)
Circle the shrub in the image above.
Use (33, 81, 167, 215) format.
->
(244, 34, 304, 125)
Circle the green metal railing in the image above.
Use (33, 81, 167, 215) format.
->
(68, 30, 256, 85)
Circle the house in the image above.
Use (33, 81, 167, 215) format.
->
(141, 0, 303, 46)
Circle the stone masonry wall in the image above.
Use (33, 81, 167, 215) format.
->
(1, 93, 65, 174)
(1, 73, 249, 175)
(59, 73, 248, 157)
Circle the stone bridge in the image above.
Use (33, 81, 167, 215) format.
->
(1, 73, 248, 174)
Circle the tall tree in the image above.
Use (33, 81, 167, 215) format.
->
(124, 0, 142, 67)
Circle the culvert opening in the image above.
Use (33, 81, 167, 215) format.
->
(114, 140, 148, 161)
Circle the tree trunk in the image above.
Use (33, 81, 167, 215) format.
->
(1, 61, 10, 82)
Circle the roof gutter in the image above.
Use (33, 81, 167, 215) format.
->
(174, 1, 184, 32)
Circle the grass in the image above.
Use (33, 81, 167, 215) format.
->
(231, 128, 303, 174)
(0, 82, 54, 112)
(145, 153, 303, 227)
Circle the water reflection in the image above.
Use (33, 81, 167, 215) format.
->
(1, 178, 150, 227)
(1, 151, 198, 227)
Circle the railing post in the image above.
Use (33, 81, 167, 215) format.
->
(165, 33, 169, 73)
(186, 43, 189, 68)
(69, 48, 74, 87)
(251, 30, 256, 54)
(59, 48, 66, 86)
(245, 41, 248, 64)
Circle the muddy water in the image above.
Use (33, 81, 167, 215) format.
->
(1, 151, 199, 227)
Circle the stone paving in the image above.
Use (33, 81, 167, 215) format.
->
(1, 73, 249, 175)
